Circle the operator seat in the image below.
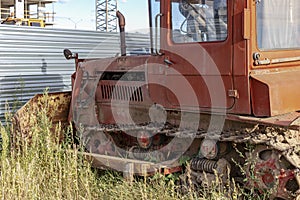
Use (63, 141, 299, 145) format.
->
(179, 0, 208, 41)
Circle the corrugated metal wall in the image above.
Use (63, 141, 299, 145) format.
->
(0, 25, 150, 121)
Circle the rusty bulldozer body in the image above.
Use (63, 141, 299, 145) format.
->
(14, 0, 300, 199)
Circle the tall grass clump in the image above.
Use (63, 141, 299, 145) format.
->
(0, 93, 100, 199)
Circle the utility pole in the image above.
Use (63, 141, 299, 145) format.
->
(95, 0, 118, 32)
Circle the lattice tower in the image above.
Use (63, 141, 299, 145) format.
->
(96, 0, 118, 32)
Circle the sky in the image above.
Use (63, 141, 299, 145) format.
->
(49, 0, 149, 32)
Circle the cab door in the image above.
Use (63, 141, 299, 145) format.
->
(161, 0, 234, 112)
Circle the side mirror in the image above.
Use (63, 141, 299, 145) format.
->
(63, 49, 77, 60)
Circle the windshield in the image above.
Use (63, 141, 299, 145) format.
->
(256, 0, 300, 50)
(171, 0, 227, 43)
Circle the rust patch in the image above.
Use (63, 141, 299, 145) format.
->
(12, 92, 71, 143)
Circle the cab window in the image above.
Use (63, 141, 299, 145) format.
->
(171, 0, 227, 43)
(256, 0, 300, 50)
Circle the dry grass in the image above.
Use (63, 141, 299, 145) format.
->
(0, 120, 189, 200)
(0, 93, 268, 200)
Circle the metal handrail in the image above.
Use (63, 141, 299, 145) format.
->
(155, 13, 163, 55)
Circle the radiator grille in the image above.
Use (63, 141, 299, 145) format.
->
(101, 84, 143, 102)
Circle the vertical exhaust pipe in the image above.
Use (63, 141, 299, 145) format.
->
(116, 11, 126, 56)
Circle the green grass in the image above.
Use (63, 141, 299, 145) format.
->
(0, 94, 268, 200)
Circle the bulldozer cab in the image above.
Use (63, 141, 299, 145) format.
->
(149, 0, 300, 116)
